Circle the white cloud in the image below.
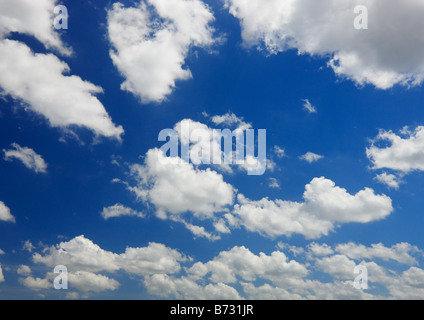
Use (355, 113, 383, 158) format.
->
(17, 265, 32, 276)
(33, 235, 185, 276)
(315, 255, 357, 279)
(101, 204, 144, 220)
(302, 99, 317, 114)
(268, 178, 280, 189)
(367, 126, 424, 173)
(0, 0, 71, 55)
(0, 201, 15, 223)
(129, 148, 235, 220)
(210, 112, 252, 131)
(307, 243, 334, 257)
(242, 283, 303, 300)
(0, 1, 123, 140)
(107, 0, 217, 103)
(0, 264, 4, 283)
(230, 177, 393, 239)
(388, 267, 424, 299)
(25, 236, 424, 299)
(224, 0, 424, 89)
(19, 276, 50, 290)
(273, 146, 286, 159)
(67, 271, 119, 293)
(335, 242, 420, 265)
(23, 240, 35, 253)
(374, 172, 402, 190)
(182, 221, 221, 241)
(299, 152, 324, 163)
(0, 40, 124, 140)
(3, 143, 47, 173)
(144, 274, 243, 300)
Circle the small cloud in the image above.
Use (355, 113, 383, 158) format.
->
(302, 99, 317, 114)
(268, 178, 280, 189)
(0, 201, 15, 223)
(23, 240, 35, 253)
(375, 172, 402, 190)
(3, 143, 47, 174)
(101, 204, 145, 220)
(274, 146, 286, 159)
(299, 152, 324, 163)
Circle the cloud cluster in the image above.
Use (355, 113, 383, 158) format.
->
(107, 0, 217, 103)
(28, 235, 186, 294)
(0, 0, 70, 55)
(17, 235, 424, 299)
(230, 177, 393, 239)
(367, 127, 424, 173)
(225, 0, 424, 89)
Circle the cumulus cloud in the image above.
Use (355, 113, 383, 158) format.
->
(33, 235, 185, 276)
(171, 118, 264, 175)
(107, 0, 217, 103)
(335, 242, 421, 265)
(374, 172, 402, 190)
(144, 274, 243, 300)
(0, 40, 124, 140)
(129, 148, 235, 220)
(17, 265, 32, 276)
(299, 152, 324, 163)
(67, 271, 119, 293)
(19, 276, 50, 290)
(230, 177, 393, 239)
(367, 126, 424, 173)
(3, 143, 47, 174)
(0, 201, 15, 223)
(307, 243, 334, 257)
(101, 204, 145, 220)
(315, 255, 357, 279)
(210, 112, 252, 131)
(273, 146, 286, 159)
(225, 0, 424, 89)
(268, 178, 280, 189)
(22, 236, 424, 299)
(0, 264, 4, 283)
(0, 0, 70, 55)
(187, 246, 308, 286)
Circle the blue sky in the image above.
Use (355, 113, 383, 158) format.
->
(1, 0, 424, 299)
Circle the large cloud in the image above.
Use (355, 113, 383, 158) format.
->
(0, 0, 123, 140)
(225, 0, 424, 89)
(187, 246, 308, 286)
(107, 0, 217, 103)
(20, 236, 424, 299)
(0, 40, 124, 140)
(0, 0, 70, 55)
(230, 177, 393, 239)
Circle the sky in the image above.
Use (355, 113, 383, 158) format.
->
(1, 0, 424, 300)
